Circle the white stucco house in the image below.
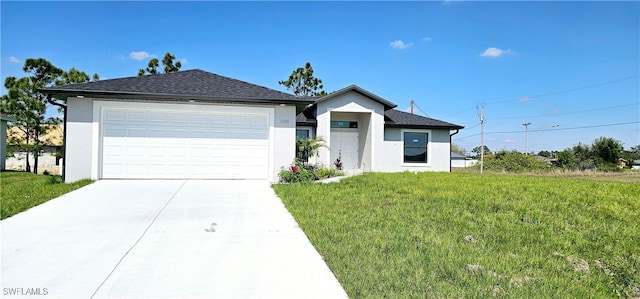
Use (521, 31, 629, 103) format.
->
(42, 69, 463, 182)
(451, 152, 478, 168)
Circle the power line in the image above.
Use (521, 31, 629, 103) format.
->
(486, 75, 640, 105)
(491, 102, 639, 120)
(486, 121, 639, 134)
(443, 74, 639, 118)
(412, 102, 431, 117)
(464, 122, 481, 130)
(453, 121, 639, 140)
(455, 133, 481, 141)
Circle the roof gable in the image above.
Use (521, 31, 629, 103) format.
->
(314, 85, 397, 110)
(42, 69, 310, 105)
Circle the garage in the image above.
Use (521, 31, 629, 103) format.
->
(42, 69, 302, 182)
(100, 102, 273, 179)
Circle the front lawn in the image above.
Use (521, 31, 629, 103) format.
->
(273, 172, 640, 298)
(1, 172, 93, 219)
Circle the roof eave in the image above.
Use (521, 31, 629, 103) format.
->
(41, 89, 315, 106)
(385, 123, 465, 130)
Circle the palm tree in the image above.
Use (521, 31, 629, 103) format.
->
(296, 136, 326, 166)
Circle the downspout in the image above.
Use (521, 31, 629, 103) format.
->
(449, 129, 460, 172)
(47, 95, 67, 182)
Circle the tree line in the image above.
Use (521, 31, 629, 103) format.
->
(1, 53, 183, 174)
(456, 137, 639, 172)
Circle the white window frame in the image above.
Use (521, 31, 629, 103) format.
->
(401, 129, 432, 166)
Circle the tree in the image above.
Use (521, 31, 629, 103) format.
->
(2, 59, 62, 173)
(451, 143, 466, 156)
(572, 142, 592, 161)
(556, 149, 577, 170)
(1, 59, 96, 174)
(278, 62, 327, 97)
(591, 137, 623, 164)
(296, 136, 326, 165)
(138, 52, 182, 76)
(537, 150, 551, 158)
(471, 145, 491, 159)
(621, 145, 640, 166)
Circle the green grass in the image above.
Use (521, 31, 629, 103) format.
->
(1, 172, 93, 219)
(273, 172, 640, 298)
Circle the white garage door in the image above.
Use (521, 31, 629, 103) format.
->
(100, 104, 271, 179)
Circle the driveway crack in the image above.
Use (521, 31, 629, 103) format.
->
(90, 180, 187, 298)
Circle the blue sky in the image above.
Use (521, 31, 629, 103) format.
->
(2, 1, 638, 154)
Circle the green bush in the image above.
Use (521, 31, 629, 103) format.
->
(278, 163, 345, 183)
(315, 167, 343, 178)
(595, 161, 622, 172)
(479, 150, 551, 172)
(278, 164, 315, 183)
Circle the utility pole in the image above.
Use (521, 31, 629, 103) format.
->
(410, 100, 414, 114)
(523, 122, 531, 155)
(477, 105, 485, 174)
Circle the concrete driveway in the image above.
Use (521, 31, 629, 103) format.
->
(1, 180, 348, 299)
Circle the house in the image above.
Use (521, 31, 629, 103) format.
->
(632, 160, 640, 170)
(4, 125, 64, 174)
(1, 113, 16, 171)
(42, 69, 463, 182)
(451, 152, 478, 168)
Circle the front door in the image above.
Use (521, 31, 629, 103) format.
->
(330, 131, 359, 170)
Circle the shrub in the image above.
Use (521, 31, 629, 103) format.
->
(479, 150, 551, 172)
(556, 149, 577, 170)
(315, 167, 343, 178)
(278, 165, 315, 183)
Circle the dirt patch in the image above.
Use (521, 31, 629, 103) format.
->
(510, 276, 540, 288)
(467, 264, 484, 272)
(553, 251, 590, 273)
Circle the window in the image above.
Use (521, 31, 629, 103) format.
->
(403, 132, 428, 163)
(296, 129, 309, 139)
(330, 121, 358, 128)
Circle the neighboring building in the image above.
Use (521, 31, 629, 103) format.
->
(632, 160, 640, 170)
(451, 152, 478, 168)
(42, 69, 463, 182)
(5, 125, 63, 174)
(1, 113, 16, 171)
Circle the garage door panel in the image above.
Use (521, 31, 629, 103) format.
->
(101, 106, 271, 179)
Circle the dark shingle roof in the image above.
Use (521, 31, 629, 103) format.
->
(42, 69, 310, 104)
(384, 109, 463, 129)
(296, 109, 463, 129)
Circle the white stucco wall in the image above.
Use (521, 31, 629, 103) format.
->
(273, 105, 297, 179)
(65, 97, 294, 182)
(1, 120, 7, 171)
(65, 97, 95, 182)
(378, 127, 452, 172)
(316, 91, 385, 170)
(452, 158, 478, 168)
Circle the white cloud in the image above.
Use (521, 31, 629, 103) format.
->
(518, 96, 530, 102)
(504, 138, 517, 144)
(480, 47, 512, 58)
(422, 37, 432, 42)
(179, 58, 188, 65)
(390, 40, 413, 50)
(129, 51, 151, 60)
(9, 56, 21, 64)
